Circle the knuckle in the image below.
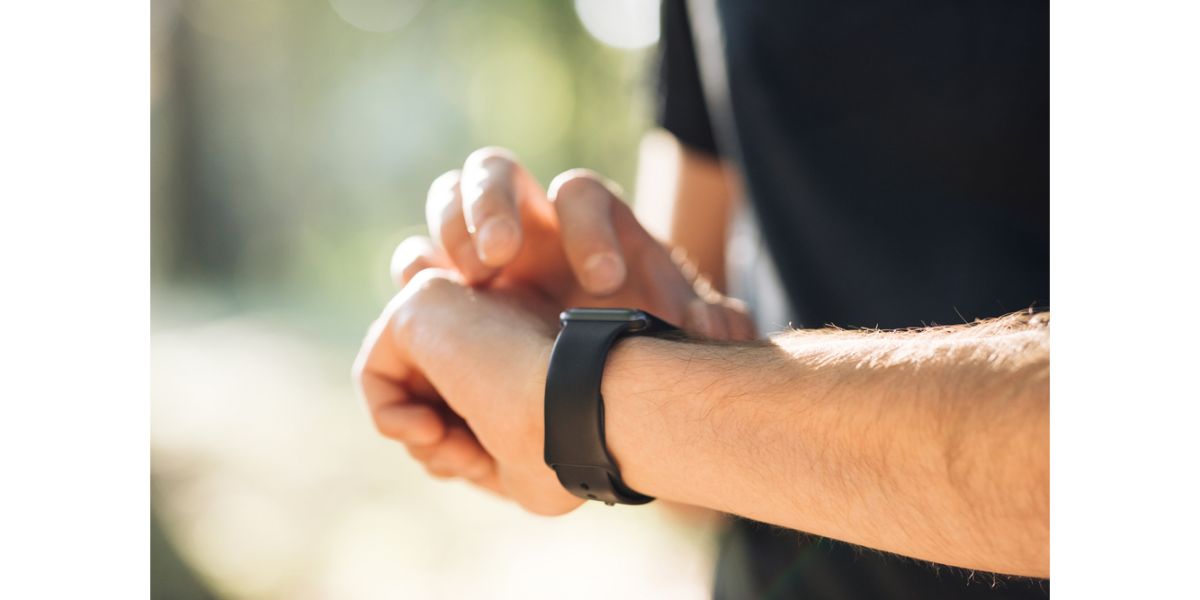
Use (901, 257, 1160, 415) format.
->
(426, 171, 462, 213)
(547, 169, 606, 203)
(391, 270, 458, 336)
(424, 464, 456, 480)
(406, 443, 436, 462)
(463, 458, 492, 481)
(549, 172, 624, 227)
(405, 270, 458, 305)
(464, 146, 518, 172)
(371, 413, 395, 439)
(429, 169, 462, 193)
(394, 235, 433, 256)
(350, 321, 387, 395)
(461, 150, 519, 224)
(391, 237, 433, 281)
(425, 171, 463, 237)
(398, 259, 428, 285)
(464, 182, 512, 222)
(436, 211, 463, 246)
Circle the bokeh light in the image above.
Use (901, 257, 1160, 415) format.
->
(574, 0, 661, 50)
(328, 0, 426, 33)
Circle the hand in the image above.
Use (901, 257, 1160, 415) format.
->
(393, 147, 755, 339)
(362, 147, 754, 505)
(353, 270, 583, 515)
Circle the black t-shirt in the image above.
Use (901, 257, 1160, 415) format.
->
(657, 0, 1049, 598)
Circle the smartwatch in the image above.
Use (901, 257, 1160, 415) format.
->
(543, 308, 679, 506)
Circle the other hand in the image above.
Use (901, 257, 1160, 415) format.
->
(394, 147, 754, 339)
(354, 270, 583, 515)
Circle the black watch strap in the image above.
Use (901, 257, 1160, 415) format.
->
(543, 308, 677, 505)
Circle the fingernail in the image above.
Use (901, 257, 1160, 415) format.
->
(583, 252, 625, 294)
(475, 217, 519, 265)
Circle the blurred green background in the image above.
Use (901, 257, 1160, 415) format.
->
(153, 0, 654, 322)
(152, 0, 716, 598)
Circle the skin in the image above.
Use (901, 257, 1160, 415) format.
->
(408, 146, 751, 339)
(353, 138, 1050, 578)
(362, 140, 752, 506)
(632, 130, 739, 293)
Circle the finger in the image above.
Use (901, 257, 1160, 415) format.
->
(705, 302, 732, 340)
(469, 469, 505, 496)
(416, 426, 496, 481)
(425, 170, 497, 284)
(353, 305, 407, 431)
(374, 403, 447, 445)
(547, 170, 628, 296)
(498, 468, 584, 516)
(353, 313, 411, 405)
(390, 236, 451, 289)
(691, 272, 731, 340)
(722, 298, 758, 341)
(460, 148, 525, 267)
(357, 360, 452, 444)
(406, 442, 436, 462)
(354, 295, 450, 437)
(684, 298, 716, 338)
(426, 461, 505, 499)
(608, 206, 729, 336)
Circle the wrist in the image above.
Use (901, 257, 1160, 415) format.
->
(601, 335, 777, 508)
(601, 337, 673, 499)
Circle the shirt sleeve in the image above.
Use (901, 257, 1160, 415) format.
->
(656, 0, 721, 157)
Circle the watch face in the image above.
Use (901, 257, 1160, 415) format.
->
(560, 308, 649, 329)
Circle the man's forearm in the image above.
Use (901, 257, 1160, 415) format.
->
(602, 312, 1050, 577)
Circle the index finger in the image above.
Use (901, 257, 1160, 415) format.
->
(547, 170, 628, 296)
(460, 147, 542, 267)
